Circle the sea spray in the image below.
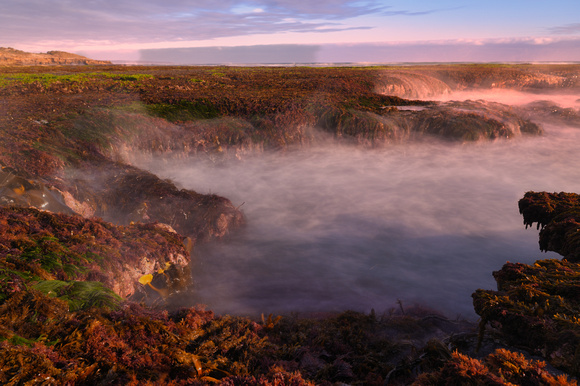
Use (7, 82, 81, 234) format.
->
(134, 120, 580, 318)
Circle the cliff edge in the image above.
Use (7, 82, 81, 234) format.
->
(0, 47, 111, 66)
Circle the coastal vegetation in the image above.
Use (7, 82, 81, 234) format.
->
(1, 62, 580, 383)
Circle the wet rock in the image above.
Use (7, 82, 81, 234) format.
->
(63, 162, 245, 242)
(519, 191, 580, 261)
(413, 100, 543, 141)
(375, 71, 452, 99)
(131, 261, 192, 306)
(523, 100, 580, 128)
(0, 166, 74, 215)
(471, 191, 580, 377)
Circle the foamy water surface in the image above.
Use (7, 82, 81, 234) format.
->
(136, 92, 580, 319)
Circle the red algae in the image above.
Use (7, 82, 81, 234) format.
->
(1, 65, 580, 384)
(0, 206, 190, 299)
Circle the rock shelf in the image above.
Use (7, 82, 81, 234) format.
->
(0, 63, 579, 384)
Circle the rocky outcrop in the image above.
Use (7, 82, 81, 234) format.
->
(57, 162, 245, 242)
(1, 64, 580, 385)
(519, 191, 580, 261)
(0, 166, 74, 214)
(418, 64, 580, 91)
(472, 191, 580, 377)
(412, 100, 543, 141)
(0, 206, 190, 299)
(1, 163, 244, 244)
(0, 47, 110, 66)
(523, 100, 580, 128)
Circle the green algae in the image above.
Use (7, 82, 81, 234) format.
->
(0, 206, 190, 300)
(34, 280, 122, 311)
(146, 99, 221, 121)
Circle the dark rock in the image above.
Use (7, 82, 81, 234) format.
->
(413, 100, 543, 141)
(471, 191, 580, 377)
(519, 191, 580, 261)
(63, 162, 245, 242)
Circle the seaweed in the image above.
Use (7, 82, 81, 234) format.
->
(0, 206, 191, 300)
(1, 65, 580, 384)
(34, 280, 122, 311)
(414, 348, 577, 385)
(472, 191, 580, 377)
(519, 192, 580, 232)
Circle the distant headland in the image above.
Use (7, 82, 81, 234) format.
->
(0, 47, 111, 66)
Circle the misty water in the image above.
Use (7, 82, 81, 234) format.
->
(136, 92, 580, 320)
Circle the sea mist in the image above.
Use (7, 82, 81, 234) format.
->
(135, 93, 580, 319)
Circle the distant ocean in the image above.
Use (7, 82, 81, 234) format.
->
(110, 60, 580, 66)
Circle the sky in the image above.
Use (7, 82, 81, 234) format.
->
(2, 0, 580, 63)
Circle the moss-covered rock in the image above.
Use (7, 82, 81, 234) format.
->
(471, 191, 580, 377)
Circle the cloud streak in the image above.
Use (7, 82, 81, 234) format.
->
(549, 23, 580, 35)
(1, 0, 392, 47)
(381, 5, 462, 17)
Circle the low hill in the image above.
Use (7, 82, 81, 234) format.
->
(0, 47, 110, 66)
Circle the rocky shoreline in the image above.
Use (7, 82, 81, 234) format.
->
(0, 64, 579, 384)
